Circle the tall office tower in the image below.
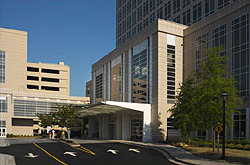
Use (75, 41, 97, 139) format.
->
(116, 0, 233, 47)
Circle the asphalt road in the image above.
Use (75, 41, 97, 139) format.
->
(0, 140, 176, 165)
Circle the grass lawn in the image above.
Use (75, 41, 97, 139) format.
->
(186, 146, 250, 164)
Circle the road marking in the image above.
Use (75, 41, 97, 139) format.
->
(107, 149, 118, 155)
(75, 146, 95, 155)
(128, 148, 140, 153)
(33, 143, 68, 165)
(25, 153, 39, 158)
(64, 151, 76, 157)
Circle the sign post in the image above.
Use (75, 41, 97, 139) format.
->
(215, 125, 223, 155)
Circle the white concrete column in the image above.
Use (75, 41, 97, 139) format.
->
(99, 117, 103, 139)
(88, 117, 95, 138)
(102, 116, 109, 139)
(143, 110, 152, 142)
(116, 114, 122, 139)
(122, 113, 130, 140)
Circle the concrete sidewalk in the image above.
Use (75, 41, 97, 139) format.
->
(71, 139, 237, 165)
(0, 139, 16, 165)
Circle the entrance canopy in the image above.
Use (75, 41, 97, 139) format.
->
(78, 101, 152, 142)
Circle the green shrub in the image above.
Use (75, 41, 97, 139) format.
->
(242, 144, 250, 150)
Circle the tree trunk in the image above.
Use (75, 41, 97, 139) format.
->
(188, 132, 191, 146)
(213, 129, 215, 152)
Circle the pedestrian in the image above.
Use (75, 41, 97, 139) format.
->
(52, 129, 55, 139)
(49, 130, 52, 139)
(62, 131, 65, 140)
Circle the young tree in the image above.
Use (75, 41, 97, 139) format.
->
(37, 113, 54, 135)
(169, 47, 241, 148)
(195, 47, 241, 150)
(54, 105, 79, 139)
(169, 74, 198, 145)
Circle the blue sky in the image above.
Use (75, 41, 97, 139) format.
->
(0, 0, 116, 96)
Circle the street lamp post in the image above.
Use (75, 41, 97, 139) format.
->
(221, 93, 228, 160)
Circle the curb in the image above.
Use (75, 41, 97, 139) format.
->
(120, 141, 194, 165)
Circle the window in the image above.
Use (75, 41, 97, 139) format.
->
(118, 9, 122, 23)
(183, 0, 190, 8)
(27, 85, 39, 90)
(118, 24, 122, 37)
(127, 0, 132, 14)
(218, 0, 230, 10)
(193, 2, 202, 23)
(195, 32, 209, 73)
(0, 98, 7, 113)
(157, 7, 163, 19)
(41, 68, 59, 74)
(41, 77, 59, 83)
(0, 50, 5, 83)
(205, 0, 215, 17)
(122, 5, 126, 19)
(167, 44, 176, 104)
(173, 15, 180, 23)
(183, 9, 191, 25)
(173, 0, 180, 14)
(234, 109, 246, 139)
(132, 11, 136, 25)
(122, 20, 126, 33)
(137, 5, 142, 21)
(127, 15, 132, 29)
(132, 27, 137, 36)
(132, 0, 136, 9)
(157, 0, 163, 6)
(232, 13, 249, 97)
(0, 120, 6, 127)
(150, 12, 156, 23)
(41, 86, 59, 91)
(27, 67, 39, 72)
(127, 31, 132, 39)
(149, 0, 155, 11)
(143, 18, 149, 28)
(164, 1, 171, 20)
(95, 73, 103, 100)
(132, 40, 149, 103)
(143, 1, 149, 16)
(27, 76, 39, 81)
(212, 24, 227, 56)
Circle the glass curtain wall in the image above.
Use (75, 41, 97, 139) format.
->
(132, 39, 149, 103)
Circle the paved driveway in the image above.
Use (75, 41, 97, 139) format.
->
(0, 140, 176, 165)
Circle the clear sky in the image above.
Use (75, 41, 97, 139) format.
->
(0, 0, 116, 97)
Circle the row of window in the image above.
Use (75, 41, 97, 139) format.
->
(195, 13, 249, 97)
(27, 76, 59, 83)
(167, 45, 176, 104)
(13, 100, 83, 117)
(117, 0, 233, 46)
(27, 67, 60, 74)
(27, 85, 60, 91)
(118, 0, 231, 24)
(0, 50, 5, 83)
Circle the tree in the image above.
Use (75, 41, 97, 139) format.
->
(37, 113, 54, 135)
(169, 47, 241, 147)
(194, 47, 241, 150)
(54, 105, 79, 139)
(169, 74, 198, 145)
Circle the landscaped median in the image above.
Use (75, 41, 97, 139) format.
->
(170, 139, 250, 165)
